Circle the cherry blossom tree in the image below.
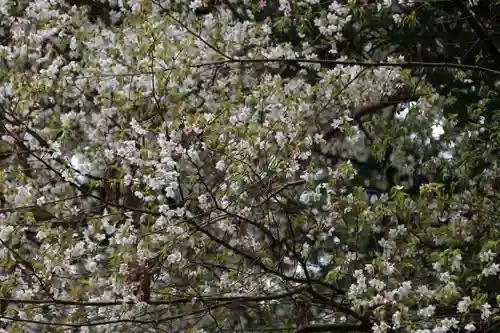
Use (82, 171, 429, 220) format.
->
(0, 0, 499, 332)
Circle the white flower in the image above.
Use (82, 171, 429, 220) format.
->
(85, 259, 98, 273)
(275, 132, 286, 147)
(439, 271, 451, 283)
(278, 0, 291, 13)
(372, 321, 390, 333)
(37, 196, 47, 206)
(119, 264, 129, 275)
(68, 265, 78, 275)
(482, 263, 500, 277)
(384, 290, 395, 303)
(165, 186, 176, 198)
(167, 250, 182, 264)
(0, 226, 14, 242)
(130, 118, 147, 135)
(189, 0, 203, 10)
(313, 133, 325, 144)
(124, 174, 133, 187)
(353, 269, 364, 280)
(215, 160, 226, 171)
(69, 36, 78, 50)
(373, 294, 385, 305)
(300, 243, 310, 258)
(33, 314, 46, 322)
(479, 250, 495, 262)
(441, 317, 459, 329)
(70, 205, 80, 216)
(418, 305, 436, 318)
(465, 324, 476, 331)
(204, 113, 214, 122)
(433, 261, 443, 272)
(369, 278, 386, 292)
(432, 326, 447, 333)
(331, 118, 343, 130)
(392, 311, 401, 329)
(457, 297, 471, 313)
(384, 262, 396, 275)
(396, 281, 412, 298)
(365, 264, 375, 274)
(481, 303, 492, 320)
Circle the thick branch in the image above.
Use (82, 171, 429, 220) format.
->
(293, 324, 367, 333)
(323, 92, 419, 141)
(193, 58, 500, 76)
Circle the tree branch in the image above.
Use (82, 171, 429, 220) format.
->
(323, 92, 419, 141)
(452, 0, 500, 67)
(192, 58, 500, 76)
(0, 303, 223, 327)
(251, 180, 306, 208)
(0, 287, 306, 307)
(293, 324, 367, 333)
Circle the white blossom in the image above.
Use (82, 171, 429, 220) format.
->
(481, 303, 492, 320)
(215, 160, 226, 171)
(479, 250, 496, 262)
(418, 305, 436, 318)
(0, 226, 14, 242)
(465, 324, 476, 331)
(457, 297, 471, 314)
(482, 263, 500, 277)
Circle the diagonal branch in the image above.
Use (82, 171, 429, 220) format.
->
(183, 210, 345, 293)
(153, 1, 233, 60)
(251, 180, 306, 208)
(322, 92, 420, 142)
(293, 324, 367, 333)
(0, 239, 55, 301)
(452, 0, 500, 67)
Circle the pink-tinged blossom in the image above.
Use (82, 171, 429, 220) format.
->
(279, 0, 291, 14)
